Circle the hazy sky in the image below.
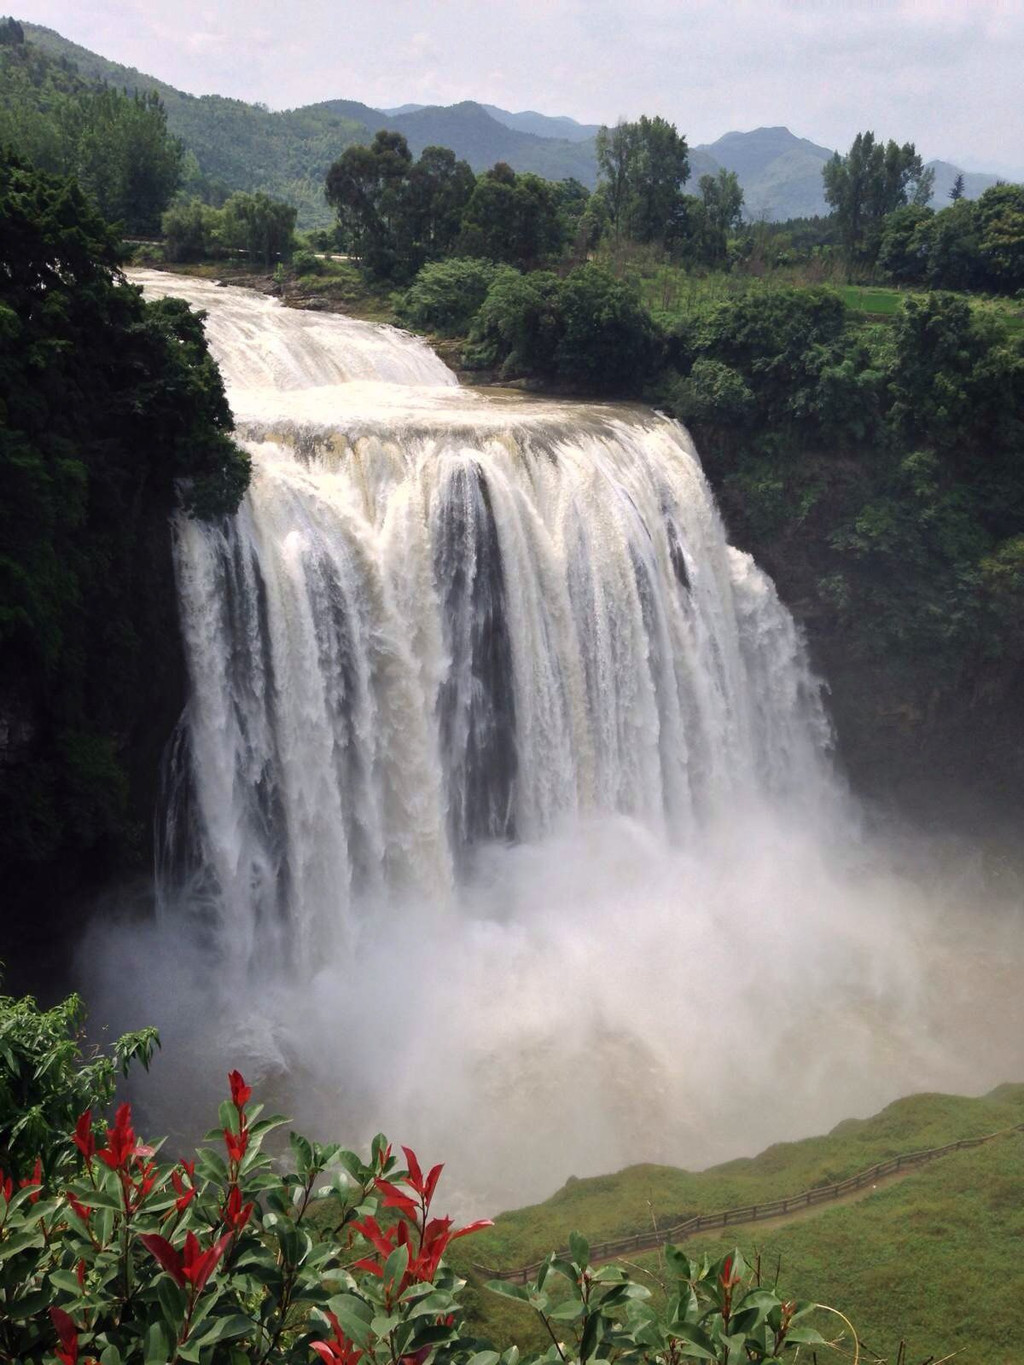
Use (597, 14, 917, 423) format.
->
(15, 0, 1024, 172)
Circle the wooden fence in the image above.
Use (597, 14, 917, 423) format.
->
(477, 1122, 1024, 1284)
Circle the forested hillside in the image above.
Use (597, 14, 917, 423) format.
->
(17, 21, 1001, 225)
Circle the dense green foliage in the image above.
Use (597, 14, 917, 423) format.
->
(458, 162, 566, 271)
(396, 258, 515, 336)
(400, 261, 656, 393)
(0, 151, 249, 884)
(660, 291, 1024, 694)
(0, 988, 832, 1365)
(326, 135, 573, 281)
(878, 183, 1024, 293)
(0, 979, 157, 1179)
(822, 132, 933, 265)
(326, 132, 475, 280)
(163, 191, 297, 265)
(595, 117, 690, 247)
(0, 25, 182, 232)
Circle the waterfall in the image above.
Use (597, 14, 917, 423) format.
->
(114, 271, 1023, 1210)
(133, 272, 831, 975)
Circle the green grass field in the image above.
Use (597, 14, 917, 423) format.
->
(603, 251, 1024, 334)
(450, 1086, 1024, 1362)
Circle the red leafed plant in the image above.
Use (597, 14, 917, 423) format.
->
(0, 984, 836, 1365)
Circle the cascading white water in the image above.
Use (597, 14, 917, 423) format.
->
(135, 271, 831, 970)
(109, 271, 1024, 1210)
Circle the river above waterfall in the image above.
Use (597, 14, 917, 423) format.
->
(90, 270, 1024, 1211)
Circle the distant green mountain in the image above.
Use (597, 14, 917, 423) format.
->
(480, 105, 601, 143)
(925, 158, 1000, 206)
(317, 97, 600, 184)
(694, 126, 835, 219)
(13, 23, 1007, 227)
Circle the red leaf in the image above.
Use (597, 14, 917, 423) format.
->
(351, 1257, 385, 1277)
(73, 1111, 95, 1161)
(374, 1178, 417, 1220)
(50, 1306, 77, 1351)
(228, 1069, 252, 1110)
(424, 1162, 444, 1206)
(448, 1218, 494, 1240)
(140, 1233, 186, 1288)
(401, 1145, 424, 1193)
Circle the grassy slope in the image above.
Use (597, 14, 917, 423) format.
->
(655, 1136, 1024, 1365)
(451, 1087, 1024, 1360)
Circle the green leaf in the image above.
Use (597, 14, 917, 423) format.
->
(158, 1276, 187, 1331)
(569, 1231, 590, 1267)
(143, 1320, 173, 1365)
(670, 1322, 718, 1360)
(785, 1325, 827, 1344)
(5, 1287, 50, 1318)
(486, 1279, 531, 1302)
(383, 1241, 410, 1288)
(579, 1310, 604, 1362)
(192, 1313, 255, 1347)
(100, 1349, 123, 1365)
(664, 1244, 693, 1281)
(0, 1228, 44, 1261)
(547, 1300, 585, 1322)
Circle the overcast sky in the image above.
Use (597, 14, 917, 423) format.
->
(15, 0, 1024, 173)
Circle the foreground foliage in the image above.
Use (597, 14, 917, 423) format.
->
(0, 150, 250, 890)
(0, 987, 834, 1364)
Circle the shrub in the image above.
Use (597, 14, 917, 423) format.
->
(0, 987, 835, 1365)
(464, 269, 563, 375)
(554, 264, 662, 393)
(292, 247, 324, 276)
(162, 197, 217, 263)
(395, 258, 511, 336)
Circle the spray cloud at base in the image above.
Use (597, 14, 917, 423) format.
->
(84, 273, 1024, 1213)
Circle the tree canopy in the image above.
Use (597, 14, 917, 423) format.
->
(822, 131, 933, 264)
(0, 149, 249, 888)
(326, 131, 475, 280)
(0, 34, 183, 232)
(595, 115, 690, 246)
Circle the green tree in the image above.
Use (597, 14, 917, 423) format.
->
(161, 194, 218, 262)
(457, 162, 565, 270)
(397, 144, 475, 274)
(0, 150, 249, 890)
(325, 128, 414, 278)
(690, 168, 745, 264)
(395, 257, 511, 336)
(975, 182, 1024, 292)
(949, 171, 965, 201)
(554, 263, 661, 391)
(217, 189, 297, 265)
(926, 198, 983, 290)
(823, 131, 933, 265)
(75, 88, 184, 234)
(877, 203, 934, 282)
(595, 114, 690, 246)
(465, 268, 564, 375)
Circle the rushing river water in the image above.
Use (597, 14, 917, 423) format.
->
(95, 271, 1024, 1209)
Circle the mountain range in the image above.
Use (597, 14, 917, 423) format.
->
(19, 21, 1004, 227)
